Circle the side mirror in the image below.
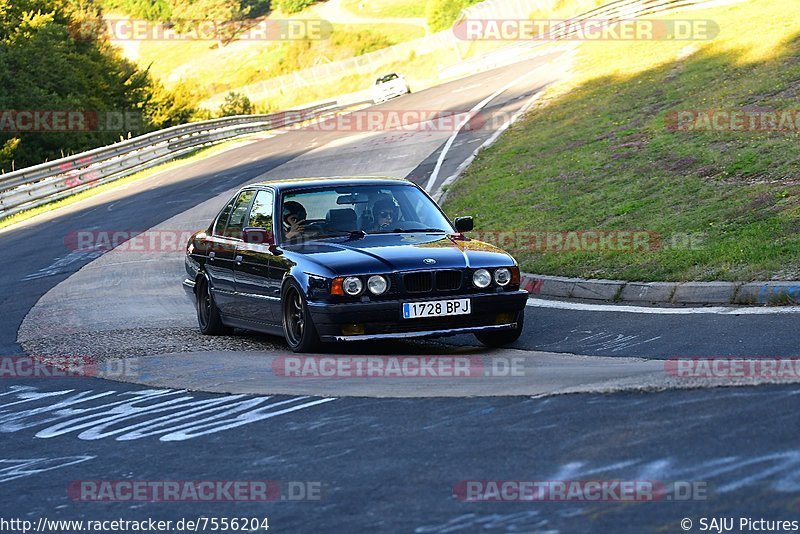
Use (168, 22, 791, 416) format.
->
(243, 227, 275, 246)
(454, 216, 474, 233)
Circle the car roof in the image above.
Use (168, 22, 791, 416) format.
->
(250, 176, 415, 192)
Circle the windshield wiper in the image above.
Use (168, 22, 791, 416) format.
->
(316, 230, 367, 240)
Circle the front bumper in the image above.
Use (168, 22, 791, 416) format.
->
(307, 290, 528, 342)
(183, 278, 196, 298)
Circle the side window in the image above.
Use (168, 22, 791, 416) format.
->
(247, 190, 274, 230)
(212, 197, 236, 236)
(224, 189, 256, 239)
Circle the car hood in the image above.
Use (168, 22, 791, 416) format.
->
(283, 233, 514, 275)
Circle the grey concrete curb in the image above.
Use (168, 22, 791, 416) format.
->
(520, 273, 800, 306)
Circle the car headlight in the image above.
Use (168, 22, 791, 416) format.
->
(367, 275, 388, 295)
(494, 268, 511, 286)
(343, 276, 363, 296)
(472, 269, 491, 288)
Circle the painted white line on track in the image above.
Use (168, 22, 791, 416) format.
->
(424, 65, 548, 192)
(432, 90, 545, 203)
(526, 297, 800, 315)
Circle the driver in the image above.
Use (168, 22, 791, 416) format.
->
(369, 197, 400, 232)
(282, 201, 310, 242)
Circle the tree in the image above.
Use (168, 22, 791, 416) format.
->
(426, 0, 481, 32)
(168, 0, 249, 46)
(272, 0, 315, 15)
(0, 0, 198, 172)
(219, 91, 254, 116)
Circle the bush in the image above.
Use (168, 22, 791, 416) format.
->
(426, 0, 480, 32)
(272, 0, 315, 15)
(219, 92, 254, 116)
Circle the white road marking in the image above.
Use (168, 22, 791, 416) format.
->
(22, 250, 104, 281)
(425, 66, 549, 192)
(433, 88, 545, 202)
(0, 456, 96, 483)
(0, 386, 336, 442)
(527, 297, 800, 315)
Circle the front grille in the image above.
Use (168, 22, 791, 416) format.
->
(435, 270, 462, 291)
(404, 272, 433, 293)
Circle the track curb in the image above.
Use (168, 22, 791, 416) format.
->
(520, 273, 800, 306)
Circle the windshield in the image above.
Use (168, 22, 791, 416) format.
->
(280, 184, 453, 243)
(376, 73, 399, 84)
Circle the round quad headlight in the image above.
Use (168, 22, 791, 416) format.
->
(343, 276, 363, 296)
(367, 275, 388, 295)
(494, 268, 511, 286)
(473, 269, 491, 288)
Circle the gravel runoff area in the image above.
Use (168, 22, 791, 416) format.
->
(18, 326, 484, 362)
(18, 325, 800, 398)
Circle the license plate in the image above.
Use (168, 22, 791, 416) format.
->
(402, 299, 471, 319)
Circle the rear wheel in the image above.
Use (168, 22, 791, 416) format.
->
(475, 310, 524, 347)
(196, 275, 232, 335)
(282, 282, 321, 353)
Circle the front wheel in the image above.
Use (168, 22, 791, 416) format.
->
(282, 282, 321, 353)
(196, 275, 232, 335)
(475, 310, 524, 347)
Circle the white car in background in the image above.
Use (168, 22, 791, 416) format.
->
(372, 73, 411, 104)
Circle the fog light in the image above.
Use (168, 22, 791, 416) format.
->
(341, 324, 365, 336)
(473, 269, 491, 288)
(495, 312, 515, 325)
(343, 276, 363, 296)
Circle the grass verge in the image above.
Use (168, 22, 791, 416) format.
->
(341, 0, 426, 19)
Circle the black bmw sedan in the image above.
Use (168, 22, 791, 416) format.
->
(184, 177, 528, 352)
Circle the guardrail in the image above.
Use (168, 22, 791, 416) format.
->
(0, 101, 342, 220)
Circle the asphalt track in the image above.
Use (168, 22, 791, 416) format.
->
(2, 51, 800, 533)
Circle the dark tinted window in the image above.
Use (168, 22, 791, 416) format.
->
(376, 73, 398, 84)
(212, 197, 236, 236)
(224, 189, 255, 239)
(247, 190, 274, 229)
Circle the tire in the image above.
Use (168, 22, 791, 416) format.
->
(196, 275, 232, 335)
(475, 310, 525, 347)
(282, 281, 321, 353)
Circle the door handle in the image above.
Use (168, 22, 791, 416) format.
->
(235, 255, 243, 266)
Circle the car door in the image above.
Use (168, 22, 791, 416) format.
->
(234, 189, 278, 324)
(208, 188, 255, 316)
